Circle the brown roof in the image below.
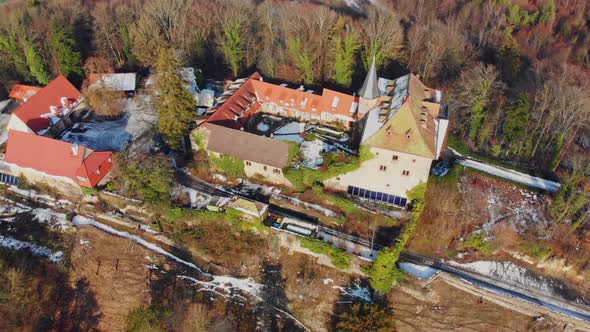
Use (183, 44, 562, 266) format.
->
(205, 123, 290, 168)
(365, 74, 443, 159)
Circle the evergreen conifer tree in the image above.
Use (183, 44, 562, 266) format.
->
(49, 19, 82, 79)
(154, 48, 196, 150)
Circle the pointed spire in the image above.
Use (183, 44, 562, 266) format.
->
(359, 55, 380, 100)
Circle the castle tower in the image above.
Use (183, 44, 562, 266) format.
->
(357, 55, 381, 119)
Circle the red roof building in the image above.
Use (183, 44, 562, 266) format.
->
(206, 72, 358, 129)
(8, 84, 42, 101)
(5, 130, 113, 188)
(11, 75, 81, 133)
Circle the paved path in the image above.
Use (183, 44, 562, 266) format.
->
(449, 148, 561, 192)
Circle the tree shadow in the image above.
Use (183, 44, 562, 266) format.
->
(257, 261, 304, 332)
(375, 225, 402, 247)
(328, 278, 385, 331)
(47, 277, 102, 331)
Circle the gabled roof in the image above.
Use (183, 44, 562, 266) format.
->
(359, 55, 379, 100)
(207, 75, 260, 129)
(9, 84, 42, 101)
(206, 72, 358, 129)
(5, 130, 112, 187)
(89, 73, 137, 91)
(205, 123, 289, 168)
(363, 74, 444, 159)
(12, 75, 81, 133)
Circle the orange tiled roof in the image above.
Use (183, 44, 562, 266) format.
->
(9, 84, 41, 101)
(206, 72, 358, 128)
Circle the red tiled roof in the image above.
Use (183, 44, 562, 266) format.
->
(206, 78, 260, 129)
(12, 75, 81, 133)
(206, 72, 358, 129)
(9, 84, 41, 101)
(5, 130, 112, 188)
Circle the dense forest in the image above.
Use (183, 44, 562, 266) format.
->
(0, 0, 589, 177)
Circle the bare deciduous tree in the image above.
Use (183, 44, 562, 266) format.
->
(359, 7, 404, 69)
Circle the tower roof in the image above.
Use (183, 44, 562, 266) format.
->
(359, 55, 380, 100)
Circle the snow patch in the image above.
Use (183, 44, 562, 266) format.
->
(179, 275, 263, 302)
(72, 215, 209, 275)
(453, 151, 560, 192)
(300, 139, 324, 169)
(399, 262, 439, 280)
(72, 215, 265, 302)
(0, 235, 63, 262)
(332, 282, 372, 302)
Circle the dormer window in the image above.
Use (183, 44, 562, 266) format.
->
(405, 129, 413, 140)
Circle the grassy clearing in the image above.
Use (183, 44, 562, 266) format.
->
(209, 154, 245, 179)
(300, 237, 351, 270)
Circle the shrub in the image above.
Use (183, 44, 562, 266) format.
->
(117, 154, 173, 202)
(520, 240, 552, 260)
(300, 237, 351, 270)
(83, 87, 125, 118)
(336, 303, 396, 332)
(465, 234, 494, 256)
(369, 182, 426, 293)
(125, 305, 169, 332)
(305, 132, 318, 141)
(192, 131, 207, 150)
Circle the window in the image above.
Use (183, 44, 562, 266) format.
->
(263, 165, 268, 171)
(108, 157, 112, 163)
(96, 169, 101, 175)
(245, 161, 251, 166)
(392, 155, 398, 161)
(358, 188, 365, 197)
(273, 168, 281, 174)
(402, 170, 410, 176)
(347, 186, 354, 194)
(379, 165, 387, 171)
(352, 187, 359, 196)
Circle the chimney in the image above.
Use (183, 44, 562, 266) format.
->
(71, 143, 79, 156)
(60, 97, 68, 107)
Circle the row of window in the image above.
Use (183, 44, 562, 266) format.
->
(0, 173, 17, 185)
(375, 152, 417, 164)
(347, 186, 407, 207)
(245, 161, 282, 174)
(378, 165, 410, 176)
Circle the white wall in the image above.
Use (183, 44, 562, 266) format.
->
(325, 147, 432, 198)
(7, 114, 34, 134)
(244, 160, 291, 186)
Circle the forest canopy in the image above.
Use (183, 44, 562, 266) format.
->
(0, 0, 588, 173)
